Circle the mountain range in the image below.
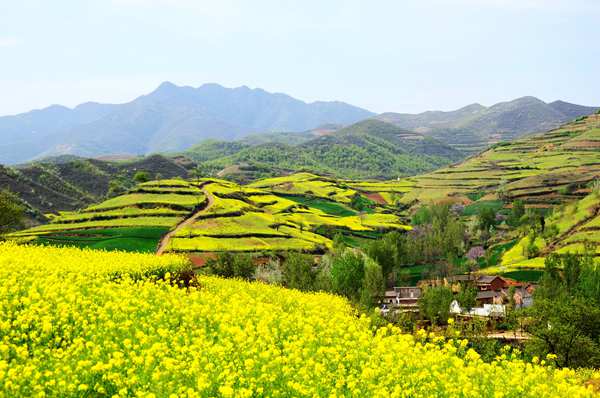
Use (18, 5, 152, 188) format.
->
(376, 96, 598, 153)
(0, 82, 373, 164)
(1, 82, 597, 165)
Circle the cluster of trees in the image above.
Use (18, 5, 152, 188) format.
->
(526, 250, 600, 368)
(204, 247, 386, 309)
(364, 204, 467, 282)
(0, 190, 24, 236)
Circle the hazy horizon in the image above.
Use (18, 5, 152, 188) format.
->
(1, 0, 599, 116)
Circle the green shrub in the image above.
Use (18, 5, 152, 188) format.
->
(282, 252, 315, 291)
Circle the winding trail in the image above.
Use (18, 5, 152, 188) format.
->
(156, 187, 215, 255)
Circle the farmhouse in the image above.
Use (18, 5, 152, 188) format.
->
(381, 286, 421, 311)
(446, 275, 508, 291)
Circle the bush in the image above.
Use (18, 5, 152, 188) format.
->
(282, 252, 315, 291)
(206, 252, 254, 280)
(331, 249, 365, 301)
(419, 286, 454, 326)
(360, 257, 384, 308)
(0, 190, 24, 234)
(133, 171, 151, 184)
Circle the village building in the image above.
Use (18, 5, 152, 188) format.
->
(380, 286, 421, 312)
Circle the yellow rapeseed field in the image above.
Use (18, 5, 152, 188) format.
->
(0, 242, 596, 397)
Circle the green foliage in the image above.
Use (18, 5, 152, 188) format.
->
(205, 252, 255, 280)
(232, 254, 255, 280)
(107, 179, 127, 198)
(0, 190, 24, 235)
(133, 171, 151, 184)
(331, 250, 365, 301)
(508, 200, 525, 227)
(411, 206, 432, 225)
(456, 285, 477, 312)
(282, 252, 315, 291)
(477, 206, 497, 232)
(365, 231, 403, 278)
(524, 231, 541, 259)
(419, 286, 454, 326)
(360, 257, 385, 308)
(526, 252, 600, 368)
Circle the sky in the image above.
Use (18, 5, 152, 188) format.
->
(1, 0, 599, 116)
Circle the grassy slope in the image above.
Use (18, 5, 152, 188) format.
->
(350, 114, 600, 208)
(0, 154, 193, 222)
(10, 176, 410, 254)
(496, 191, 600, 271)
(7, 179, 203, 252)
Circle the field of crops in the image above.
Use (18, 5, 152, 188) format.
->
(248, 172, 358, 203)
(164, 178, 409, 254)
(477, 190, 600, 276)
(10, 175, 410, 255)
(349, 114, 600, 210)
(0, 242, 596, 397)
(8, 179, 205, 252)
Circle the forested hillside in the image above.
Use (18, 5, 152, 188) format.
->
(0, 154, 193, 220)
(184, 119, 464, 181)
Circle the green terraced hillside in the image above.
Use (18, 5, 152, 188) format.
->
(487, 190, 600, 274)
(164, 177, 409, 254)
(8, 179, 206, 252)
(349, 113, 600, 209)
(9, 176, 410, 255)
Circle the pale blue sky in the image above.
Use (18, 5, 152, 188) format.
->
(1, 0, 599, 116)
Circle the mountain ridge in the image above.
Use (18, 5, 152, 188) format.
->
(376, 96, 598, 154)
(0, 82, 374, 164)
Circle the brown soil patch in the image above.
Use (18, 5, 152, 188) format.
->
(188, 253, 217, 268)
(365, 192, 386, 205)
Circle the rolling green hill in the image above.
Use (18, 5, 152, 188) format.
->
(9, 175, 409, 254)
(350, 113, 600, 209)
(0, 154, 194, 221)
(184, 119, 465, 181)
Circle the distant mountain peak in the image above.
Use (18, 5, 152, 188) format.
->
(374, 96, 599, 155)
(0, 82, 374, 164)
(150, 81, 180, 96)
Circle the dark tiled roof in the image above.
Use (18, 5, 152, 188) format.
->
(478, 275, 501, 284)
(477, 290, 503, 299)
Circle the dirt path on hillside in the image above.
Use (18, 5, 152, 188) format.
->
(156, 188, 215, 255)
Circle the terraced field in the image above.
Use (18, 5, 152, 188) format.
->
(349, 114, 600, 209)
(8, 179, 206, 252)
(484, 190, 600, 275)
(247, 172, 358, 204)
(164, 178, 409, 253)
(10, 176, 410, 254)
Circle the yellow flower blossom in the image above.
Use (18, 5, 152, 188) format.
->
(0, 242, 595, 397)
